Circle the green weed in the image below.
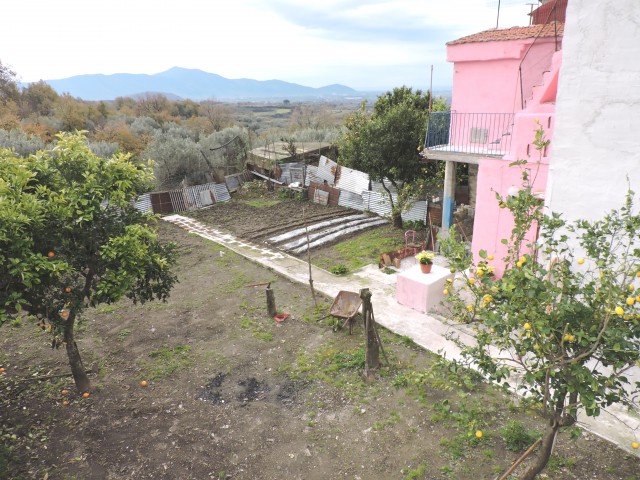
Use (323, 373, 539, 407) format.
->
(500, 420, 539, 452)
(140, 344, 193, 380)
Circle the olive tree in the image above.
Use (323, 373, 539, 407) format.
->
(441, 129, 640, 479)
(0, 132, 177, 393)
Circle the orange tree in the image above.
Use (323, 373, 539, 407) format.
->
(441, 137, 640, 479)
(0, 132, 177, 393)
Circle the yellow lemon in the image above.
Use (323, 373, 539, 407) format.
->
(632, 441, 639, 449)
(443, 289, 449, 295)
(615, 306, 625, 316)
(466, 305, 474, 312)
(519, 256, 526, 264)
(468, 278, 476, 285)
(516, 261, 523, 268)
(533, 344, 541, 351)
(476, 270, 484, 278)
(627, 297, 636, 306)
(524, 322, 532, 331)
(577, 258, 585, 265)
(629, 285, 635, 292)
(637, 271, 640, 278)
(488, 255, 494, 261)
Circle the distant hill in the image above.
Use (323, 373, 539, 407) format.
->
(31, 67, 364, 102)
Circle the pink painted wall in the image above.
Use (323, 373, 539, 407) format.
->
(448, 37, 558, 114)
(447, 39, 562, 276)
(470, 157, 549, 277)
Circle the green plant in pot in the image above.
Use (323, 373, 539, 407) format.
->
(415, 250, 435, 273)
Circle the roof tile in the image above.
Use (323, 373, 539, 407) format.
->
(447, 23, 564, 45)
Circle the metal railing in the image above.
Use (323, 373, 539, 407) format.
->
(425, 112, 515, 157)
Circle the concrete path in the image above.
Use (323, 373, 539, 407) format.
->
(163, 214, 640, 453)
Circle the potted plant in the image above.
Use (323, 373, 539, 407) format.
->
(415, 250, 435, 273)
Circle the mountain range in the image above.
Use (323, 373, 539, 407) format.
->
(33, 67, 364, 102)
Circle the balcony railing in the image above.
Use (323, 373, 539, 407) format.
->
(425, 112, 515, 157)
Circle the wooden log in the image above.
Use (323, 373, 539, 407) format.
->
(360, 288, 379, 376)
(266, 287, 277, 317)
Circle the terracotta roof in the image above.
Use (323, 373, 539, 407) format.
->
(447, 23, 564, 45)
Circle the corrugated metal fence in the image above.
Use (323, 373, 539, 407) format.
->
(135, 182, 232, 215)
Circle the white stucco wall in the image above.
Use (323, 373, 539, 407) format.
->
(546, 0, 640, 220)
(545, 0, 640, 453)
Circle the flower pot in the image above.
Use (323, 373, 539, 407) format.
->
(420, 263, 432, 274)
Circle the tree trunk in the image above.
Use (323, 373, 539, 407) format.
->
(392, 211, 403, 229)
(380, 179, 404, 229)
(63, 311, 91, 393)
(519, 418, 560, 480)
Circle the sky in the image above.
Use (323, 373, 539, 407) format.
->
(2, 0, 536, 92)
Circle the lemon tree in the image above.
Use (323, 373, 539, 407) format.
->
(442, 129, 640, 479)
(0, 132, 177, 392)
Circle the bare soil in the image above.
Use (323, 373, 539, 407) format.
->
(1, 191, 639, 480)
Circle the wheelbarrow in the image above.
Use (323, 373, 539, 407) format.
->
(326, 290, 362, 334)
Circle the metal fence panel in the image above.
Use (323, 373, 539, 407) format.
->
(212, 183, 231, 203)
(169, 190, 188, 212)
(316, 155, 338, 184)
(338, 190, 365, 211)
(335, 165, 369, 194)
(402, 200, 428, 223)
(134, 193, 152, 213)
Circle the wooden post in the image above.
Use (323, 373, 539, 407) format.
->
(266, 287, 277, 317)
(303, 207, 318, 307)
(360, 288, 379, 379)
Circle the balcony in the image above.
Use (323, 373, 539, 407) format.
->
(424, 112, 515, 163)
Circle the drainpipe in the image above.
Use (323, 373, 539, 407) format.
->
(442, 160, 456, 231)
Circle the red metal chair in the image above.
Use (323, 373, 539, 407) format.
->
(404, 230, 421, 257)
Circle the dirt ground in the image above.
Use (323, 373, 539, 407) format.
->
(2, 191, 640, 480)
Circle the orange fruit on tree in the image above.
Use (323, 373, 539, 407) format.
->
(61, 310, 69, 319)
(47, 251, 55, 258)
(140, 380, 148, 388)
(0, 367, 5, 374)
(61, 389, 69, 396)
(63, 400, 70, 406)
(82, 392, 90, 398)
(65, 287, 72, 293)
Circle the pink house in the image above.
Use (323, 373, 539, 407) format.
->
(424, 1, 566, 275)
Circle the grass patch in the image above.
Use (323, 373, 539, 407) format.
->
(240, 199, 281, 208)
(316, 225, 405, 271)
(140, 344, 193, 380)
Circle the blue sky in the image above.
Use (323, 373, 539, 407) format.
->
(3, 0, 534, 91)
